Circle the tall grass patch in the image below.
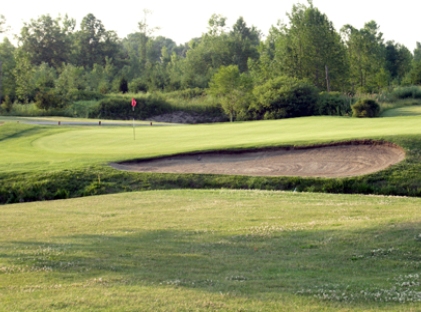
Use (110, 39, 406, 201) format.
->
(392, 86, 421, 99)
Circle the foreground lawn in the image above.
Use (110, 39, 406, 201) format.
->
(1, 189, 421, 311)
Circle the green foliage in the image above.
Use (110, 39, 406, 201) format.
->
(1, 95, 13, 112)
(208, 65, 253, 121)
(179, 87, 205, 99)
(392, 86, 421, 99)
(35, 89, 67, 111)
(89, 94, 172, 119)
(128, 77, 148, 93)
(0, 38, 16, 102)
(408, 61, 421, 85)
(273, 2, 348, 91)
(73, 14, 122, 69)
(385, 41, 412, 82)
(351, 99, 380, 117)
(317, 92, 352, 116)
(341, 21, 387, 93)
(252, 76, 318, 119)
(229, 17, 260, 72)
(32, 62, 57, 90)
(18, 14, 75, 68)
(55, 64, 86, 100)
(2, 7, 421, 121)
(156, 90, 224, 118)
(13, 49, 35, 103)
(0, 14, 9, 33)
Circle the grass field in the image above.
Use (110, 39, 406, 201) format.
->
(2, 189, 421, 311)
(2, 114, 421, 310)
(381, 105, 421, 117)
(1, 115, 421, 173)
(2, 115, 421, 204)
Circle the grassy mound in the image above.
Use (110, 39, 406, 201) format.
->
(1, 190, 421, 310)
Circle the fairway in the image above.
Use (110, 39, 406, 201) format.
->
(1, 189, 421, 311)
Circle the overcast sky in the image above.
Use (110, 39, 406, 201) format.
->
(1, 0, 420, 51)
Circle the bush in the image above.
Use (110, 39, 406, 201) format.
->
(351, 99, 380, 117)
(1, 95, 14, 113)
(392, 86, 421, 99)
(128, 78, 148, 93)
(164, 88, 205, 100)
(317, 92, 352, 116)
(35, 89, 68, 111)
(180, 88, 205, 99)
(89, 94, 173, 120)
(67, 90, 103, 101)
(252, 76, 318, 119)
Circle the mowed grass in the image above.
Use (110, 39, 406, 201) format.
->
(2, 115, 421, 173)
(1, 189, 421, 311)
(2, 116, 421, 310)
(381, 105, 421, 117)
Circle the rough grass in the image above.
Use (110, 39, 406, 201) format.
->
(1, 189, 421, 311)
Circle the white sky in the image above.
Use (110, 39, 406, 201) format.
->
(1, 0, 420, 51)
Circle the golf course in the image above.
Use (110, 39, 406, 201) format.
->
(1, 110, 421, 311)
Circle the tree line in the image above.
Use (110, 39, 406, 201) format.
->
(1, 1, 421, 119)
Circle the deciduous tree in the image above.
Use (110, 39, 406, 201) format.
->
(341, 21, 386, 92)
(275, 1, 348, 91)
(18, 14, 75, 68)
(74, 14, 122, 69)
(0, 38, 16, 101)
(209, 65, 253, 121)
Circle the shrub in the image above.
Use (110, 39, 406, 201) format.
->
(164, 88, 205, 100)
(67, 90, 103, 101)
(1, 95, 14, 113)
(180, 88, 205, 99)
(252, 76, 318, 119)
(89, 94, 173, 120)
(392, 86, 421, 99)
(35, 89, 68, 111)
(128, 78, 148, 93)
(317, 92, 352, 116)
(351, 99, 380, 117)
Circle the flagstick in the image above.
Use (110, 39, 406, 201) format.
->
(132, 106, 135, 140)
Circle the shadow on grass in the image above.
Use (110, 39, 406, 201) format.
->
(4, 222, 421, 307)
(0, 123, 49, 142)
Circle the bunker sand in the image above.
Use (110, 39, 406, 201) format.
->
(111, 141, 405, 178)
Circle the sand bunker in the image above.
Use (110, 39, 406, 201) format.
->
(111, 141, 405, 178)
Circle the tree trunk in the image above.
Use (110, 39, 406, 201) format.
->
(0, 60, 2, 102)
(325, 64, 330, 92)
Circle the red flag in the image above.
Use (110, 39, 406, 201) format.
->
(131, 98, 137, 108)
